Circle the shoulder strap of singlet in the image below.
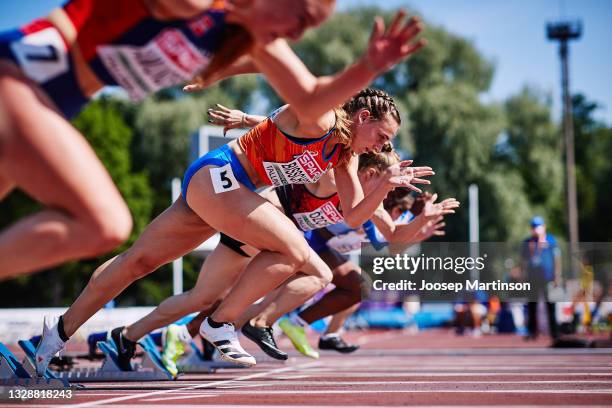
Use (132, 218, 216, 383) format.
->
(268, 105, 337, 145)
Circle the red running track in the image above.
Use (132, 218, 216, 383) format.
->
(3, 329, 612, 407)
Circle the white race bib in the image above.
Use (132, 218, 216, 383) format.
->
(263, 150, 329, 187)
(293, 202, 343, 231)
(98, 29, 209, 101)
(10, 27, 69, 83)
(210, 164, 240, 194)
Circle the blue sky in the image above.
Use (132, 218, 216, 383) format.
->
(1, 0, 610, 124)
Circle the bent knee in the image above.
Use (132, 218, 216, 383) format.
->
(319, 265, 333, 287)
(338, 270, 364, 300)
(282, 242, 311, 270)
(85, 205, 133, 254)
(119, 249, 161, 280)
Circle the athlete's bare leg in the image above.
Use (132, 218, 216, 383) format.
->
(125, 245, 249, 341)
(184, 166, 331, 325)
(326, 303, 360, 334)
(0, 61, 132, 279)
(62, 198, 214, 336)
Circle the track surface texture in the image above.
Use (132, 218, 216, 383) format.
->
(3, 329, 612, 407)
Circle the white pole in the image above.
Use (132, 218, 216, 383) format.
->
(171, 178, 183, 295)
(469, 184, 479, 243)
(468, 184, 479, 281)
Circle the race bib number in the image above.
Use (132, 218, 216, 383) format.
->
(293, 202, 344, 231)
(98, 29, 209, 101)
(263, 151, 329, 187)
(210, 164, 240, 194)
(10, 27, 69, 83)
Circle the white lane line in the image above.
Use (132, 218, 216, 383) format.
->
(141, 380, 612, 386)
(10, 405, 612, 408)
(60, 361, 321, 408)
(145, 389, 612, 395)
(98, 405, 612, 408)
(297, 372, 612, 377)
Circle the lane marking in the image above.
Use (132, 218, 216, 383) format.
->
(138, 389, 612, 395)
(61, 361, 321, 408)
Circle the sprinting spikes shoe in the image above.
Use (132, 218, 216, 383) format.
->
(242, 321, 288, 361)
(109, 327, 136, 371)
(318, 335, 360, 354)
(161, 325, 185, 377)
(35, 316, 66, 376)
(199, 318, 256, 367)
(278, 318, 319, 359)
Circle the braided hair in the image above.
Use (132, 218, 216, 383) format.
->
(332, 88, 401, 167)
(343, 88, 401, 125)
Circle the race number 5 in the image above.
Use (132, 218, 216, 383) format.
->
(10, 27, 69, 83)
(210, 164, 240, 194)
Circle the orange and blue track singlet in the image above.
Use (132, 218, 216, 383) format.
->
(238, 116, 342, 187)
(0, 0, 226, 118)
(276, 184, 343, 232)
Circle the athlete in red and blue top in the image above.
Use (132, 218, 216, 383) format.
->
(0, 0, 227, 118)
(25, 2, 430, 371)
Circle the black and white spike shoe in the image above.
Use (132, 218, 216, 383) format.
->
(199, 318, 256, 367)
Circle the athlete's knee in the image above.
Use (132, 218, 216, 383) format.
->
(283, 241, 311, 270)
(318, 265, 333, 287)
(86, 204, 133, 254)
(120, 248, 161, 280)
(341, 270, 364, 303)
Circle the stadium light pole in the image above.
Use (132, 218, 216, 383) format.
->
(546, 19, 582, 276)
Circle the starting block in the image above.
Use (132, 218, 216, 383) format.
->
(18, 338, 174, 383)
(0, 342, 69, 398)
(177, 339, 243, 373)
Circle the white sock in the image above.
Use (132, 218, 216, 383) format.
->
(320, 332, 340, 341)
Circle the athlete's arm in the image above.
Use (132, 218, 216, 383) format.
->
(249, 12, 424, 123)
(208, 104, 266, 134)
(370, 206, 429, 243)
(388, 217, 446, 254)
(371, 191, 458, 243)
(151, 0, 214, 20)
(185, 56, 258, 92)
(334, 158, 433, 228)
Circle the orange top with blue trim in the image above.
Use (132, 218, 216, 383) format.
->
(238, 116, 341, 187)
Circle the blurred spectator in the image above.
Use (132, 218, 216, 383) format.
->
(521, 216, 561, 341)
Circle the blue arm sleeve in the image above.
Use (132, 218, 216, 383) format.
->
(363, 220, 387, 250)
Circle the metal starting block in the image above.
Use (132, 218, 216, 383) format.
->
(18, 338, 174, 383)
(177, 339, 244, 373)
(0, 342, 70, 401)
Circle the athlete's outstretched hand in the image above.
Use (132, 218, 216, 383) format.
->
(361, 10, 426, 75)
(421, 194, 460, 219)
(208, 104, 247, 135)
(420, 216, 447, 240)
(386, 160, 434, 193)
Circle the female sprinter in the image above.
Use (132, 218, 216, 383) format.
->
(35, 86, 433, 372)
(103, 146, 407, 375)
(153, 153, 454, 370)
(0, 0, 424, 279)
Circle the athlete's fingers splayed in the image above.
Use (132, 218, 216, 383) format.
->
(387, 9, 407, 36)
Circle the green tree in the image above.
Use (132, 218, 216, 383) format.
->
(0, 98, 154, 306)
(573, 94, 612, 241)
